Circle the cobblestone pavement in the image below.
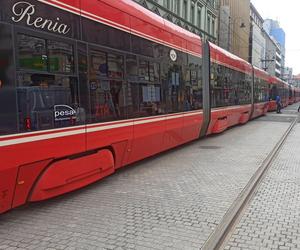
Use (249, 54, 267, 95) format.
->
(0, 107, 295, 250)
(225, 105, 300, 250)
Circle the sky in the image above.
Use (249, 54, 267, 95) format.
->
(251, 0, 300, 75)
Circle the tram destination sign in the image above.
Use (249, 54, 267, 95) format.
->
(11, 1, 71, 35)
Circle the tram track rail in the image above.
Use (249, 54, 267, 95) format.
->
(201, 115, 299, 250)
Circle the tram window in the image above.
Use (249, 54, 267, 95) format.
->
(270, 86, 278, 100)
(186, 55, 203, 110)
(211, 63, 251, 108)
(126, 55, 138, 81)
(126, 59, 163, 117)
(78, 42, 90, 124)
(108, 53, 123, 79)
(16, 73, 82, 132)
(139, 60, 149, 81)
(127, 82, 163, 118)
(163, 64, 181, 113)
(18, 34, 47, 71)
(88, 49, 126, 122)
(132, 36, 155, 57)
(149, 62, 160, 82)
(90, 50, 107, 78)
(0, 23, 18, 135)
(89, 80, 126, 122)
(48, 40, 74, 73)
(254, 77, 269, 103)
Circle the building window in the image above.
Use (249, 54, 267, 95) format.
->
(197, 6, 202, 28)
(191, 4, 195, 24)
(174, 0, 180, 15)
(164, 0, 171, 9)
(212, 19, 215, 36)
(207, 16, 211, 34)
(183, 0, 187, 20)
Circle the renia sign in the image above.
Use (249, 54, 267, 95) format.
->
(11, 1, 70, 35)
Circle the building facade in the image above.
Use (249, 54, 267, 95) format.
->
(291, 74, 300, 88)
(263, 31, 281, 78)
(132, 0, 219, 42)
(282, 67, 293, 84)
(264, 19, 286, 77)
(249, 3, 265, 69)
(218, 0, 250, 61)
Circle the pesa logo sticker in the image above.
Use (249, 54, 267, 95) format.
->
(169, 49, 177, 62)
(54, 105, 76, 121)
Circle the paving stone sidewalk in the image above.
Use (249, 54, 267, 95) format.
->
(0, 109, 295, 250)
(225, 110, 300, 250)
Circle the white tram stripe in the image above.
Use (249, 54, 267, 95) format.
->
(0, 129, 86, 147)
(0, 111, 203, 147)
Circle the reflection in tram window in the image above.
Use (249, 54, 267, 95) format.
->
(89, 49, 125, 122)
(270, 85, 278, 100)
(254, 76, 269, 103)
(210, 63, 252, 108)
(48, 40, 74, 73)
(18, 34, 47, 71)
(16, 74, 81, 132)
(89, 80, 125, 122)
(149, 61, 160, 82)
(108, 53, 123, 79)
(127, 82, 163, 118)
(185, 55, 203, 111)
(16, 33, 81, 132)
(139, 60, 150, 81)
(126, 55, 138, 81)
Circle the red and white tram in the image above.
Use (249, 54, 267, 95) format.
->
(0, 0, 297, 214)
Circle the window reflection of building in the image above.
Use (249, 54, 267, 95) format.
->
(16, 34, 79, 132)
(211, 63, 252, 107)
(89, 49, 125, 122)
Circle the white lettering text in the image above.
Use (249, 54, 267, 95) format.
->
(12, 1, 70, 35)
